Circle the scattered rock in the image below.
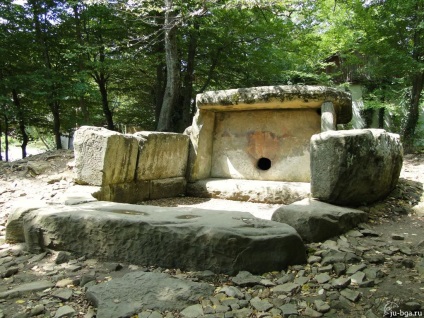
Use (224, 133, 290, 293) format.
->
(54, 305, 76, 318)
(232, 271, 261, 287)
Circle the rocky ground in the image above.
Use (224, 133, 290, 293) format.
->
(0, 150, 423, 318)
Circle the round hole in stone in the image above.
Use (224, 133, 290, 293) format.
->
(257, 157, 272, 171)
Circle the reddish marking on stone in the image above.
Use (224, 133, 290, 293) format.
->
(247, 131, 280, 159)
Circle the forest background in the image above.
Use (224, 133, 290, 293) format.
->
(0, 0, 423, 160)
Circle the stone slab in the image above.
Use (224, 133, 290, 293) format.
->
(86, 271, 214, 318)
(187, 178, 310, 204)
(195, 85, 352, 124)
(134, 132, 189, 181)
(73, 126, 139, 186)
(0, 280, 54, 299)
(310, 129, 403, 206)
(6, 201, 307, 275)
(271, 198, 368, 242)
(150, 177, 186, 200)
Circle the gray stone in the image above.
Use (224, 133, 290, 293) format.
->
(308, 256, 322, 264)
(231, 271, 262, 286)
(54, 305, 76, 318)
(187, 178, 310, 204)
(304, 307, 322, 317)
(314, 300, 330, 313)
(279, 303, 298, 317)
(52, 288, 73, 301)
(331, 277, 351, 289)
(346, 264, 367, 275)
(0, 280, 54, 298)
(29, 304, 45, 316)
(86, 272, 214, 318)
(232, 308, 253, 318)
(55, 251, 72, 264)
(180, 304, 204, 318)
(133, 131, 189, 181)
(276, 273, 295, 284)
(349, 271, 365, 285)
(310, 129, 403, 206)
(294, 276, 309, 285)
(80, 274, 96, 287)
(7, 201, 306, 274)
(273, 283, 301, 295)
(318, 265, 332, 273)
(315, 273, 331, 284)
(1, 266, 18, 278)
(250, 297, 273, 312)
(272, 199, 367, 242)
(416, 258, 424, 277)
(321, 250, 360, 266)
(391, 234, 405, 240)
(340, 289, 361, 302)
(219, 286, 244, 299)
(73, 126, 139, 186)
(364, 254, 385, 264)
(332, 263, 346, 276)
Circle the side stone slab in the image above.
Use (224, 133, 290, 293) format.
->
(73, 126, 139, 186)
(310, 129, 403, 206)
(6, 201, 307, 275)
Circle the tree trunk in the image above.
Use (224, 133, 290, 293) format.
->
(51, 101, 62, 149)
(12, 89, 28, 159)
(402, 72, 424, 152)
(154, 63, 166, 123)
(178, 22, 199, 132)
(92, 43, 114, 131)
(0, 118, 2, 161)
(74, 3, 90, 125)
(95, 72, 114, 131)
(30, 0, 63, 148)
(4, 114, 9, 162)
(378, 107, 385, 129)
(157, 0, 180, 132)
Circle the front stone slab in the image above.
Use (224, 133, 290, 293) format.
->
(187, 85, 352, 183)
(187, 178, 310, 204)
(271, 198, 368, 242)
(6, 201, 307, 274)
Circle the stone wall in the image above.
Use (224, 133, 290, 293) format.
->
(74, 126, 189, 203)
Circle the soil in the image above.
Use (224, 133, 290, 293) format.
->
(0, 150, 423, 317)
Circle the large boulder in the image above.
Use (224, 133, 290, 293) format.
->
(310, 129, 403, 206)
(73, 126, 139, 186)
(271, 198, 368, 242)
(6, 201, 307, 275)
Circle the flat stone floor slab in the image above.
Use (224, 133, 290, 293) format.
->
(187, 178, 310, 204)
(6, 201, 307, 275)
